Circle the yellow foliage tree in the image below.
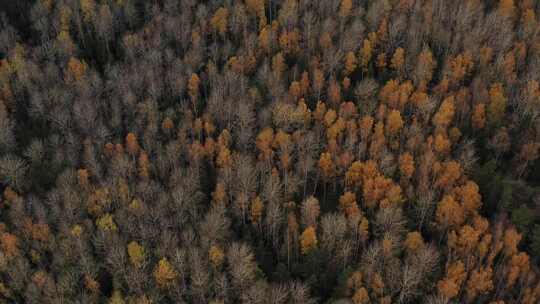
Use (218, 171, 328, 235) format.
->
(390, 47, 405, 72)
(210, 7, 229, 35)
(0, 232, 18, 258)
(339, 191, 360, 218)
(66, 57, 87, 82)
(472, 103, 486, 129)
(487, 83, 507, 125)
(436, 195, 464, 229)
(154, 258, 177, 288)
(433, 96, 455, 129)
(344, 51, 357, 75)
(399, 152, 414, 179)
(455, 181, 482, 215)
(386, 109, 403, 135)
(77, 168, 89, 187)
(404, 231, 424, 252)
(209, 245, 225, 267)
(339, 0, 353, 18)
(125, 132, 139, 156)
(96, 213, 117, 232)
(127, 241, 145, 268)
(300, 226, 318, 254)
(352, 287, 370, 304)
(109, 290, 125, 304)
(465, 267, 494, 301)
(498, 0, 515, 19)
(80, 0, 96, 22)
(319, 152, 335, 180)
(138, 151, 149, 179)
(256, 127, 274, 161)
(359, 39, 373, 71)
(437, 260, 466, 299)
(188, 73, 201, 102)
(250, 196, 264, 224)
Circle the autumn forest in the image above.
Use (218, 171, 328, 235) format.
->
(1, 0, 540, 303)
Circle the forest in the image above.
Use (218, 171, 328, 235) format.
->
(1, 0, 540, 303)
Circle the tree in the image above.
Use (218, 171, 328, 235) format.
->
(359, 39, 373, 72)
(390, 48, 405, 74)
(437, 260, 466, 299)
(386, 109, 403, 136)
(404, 231, 424, 253)
(339, 191, 360, 218)
(455, 181, 482, 215)
(301, 196, 320, 228)
(188, 73, 201, 109)
(300, 226, 318, 255)
(435, 161, 461, 189)
(258, 25, 272, 52)
(96, 213, 117, 232)
(436, 195, 464, 229)
(379, 79, 400, 107)
(498, 0, 516, 19)
(0, 232, 18, 258)
(125, 132, 139, 156)
(127, 241, 145, 268)
(465, 267, 493, 302)
(211, 8, 229, 36)
(339, 0, 353, 19)
(209, 245, 225, 267)
(256, 128, 274, 161)
(432, 96, 455, 129)
(246, 0, 266, 26)
(109, 291, 125, 304)
(448, 225, 481, 255)
(471, 104, 486, 129)
(344, 51, 357, 75)
(319, 152, 335, 181)
(138, 151, 149, 179)
(216, 147, 232, 169)
(487, 83, 506, 125)
(369, 121, 386, 158)
(414, 47, 435, 89)
(503, 228, 522, 256)
(77, 168, 89, 187)
(328, 77, 342, 106)
(398, 153, 414, 179)
(250, 196, 264, 224)
(313, 68, 324, 97)
(506, 252, 530, 288)
(80, 0, 96, 22)
(66, 57, 87, 83)
(154, 258, 177, 288)
(228, 243, 257, 293)
(272, 52, 286, 79)
(448, 53, 473, 85)
(162, 117, 174, 132)
(352, 287, 369, 304)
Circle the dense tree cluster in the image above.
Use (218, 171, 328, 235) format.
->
(0, 0, 540, 303)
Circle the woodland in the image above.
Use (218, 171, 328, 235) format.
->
(1, 0, 540, 303)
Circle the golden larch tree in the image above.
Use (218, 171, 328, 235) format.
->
(210, 7, 229, 35)
(154, 258, 177, 288)
(127, 241, 145, 268)
(300, 226, 318, 254)
(386, 109, 404, 136)
(339, 0, 353, 18)
(209, 245, 225, 267)
(125, 132, 139, 156)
